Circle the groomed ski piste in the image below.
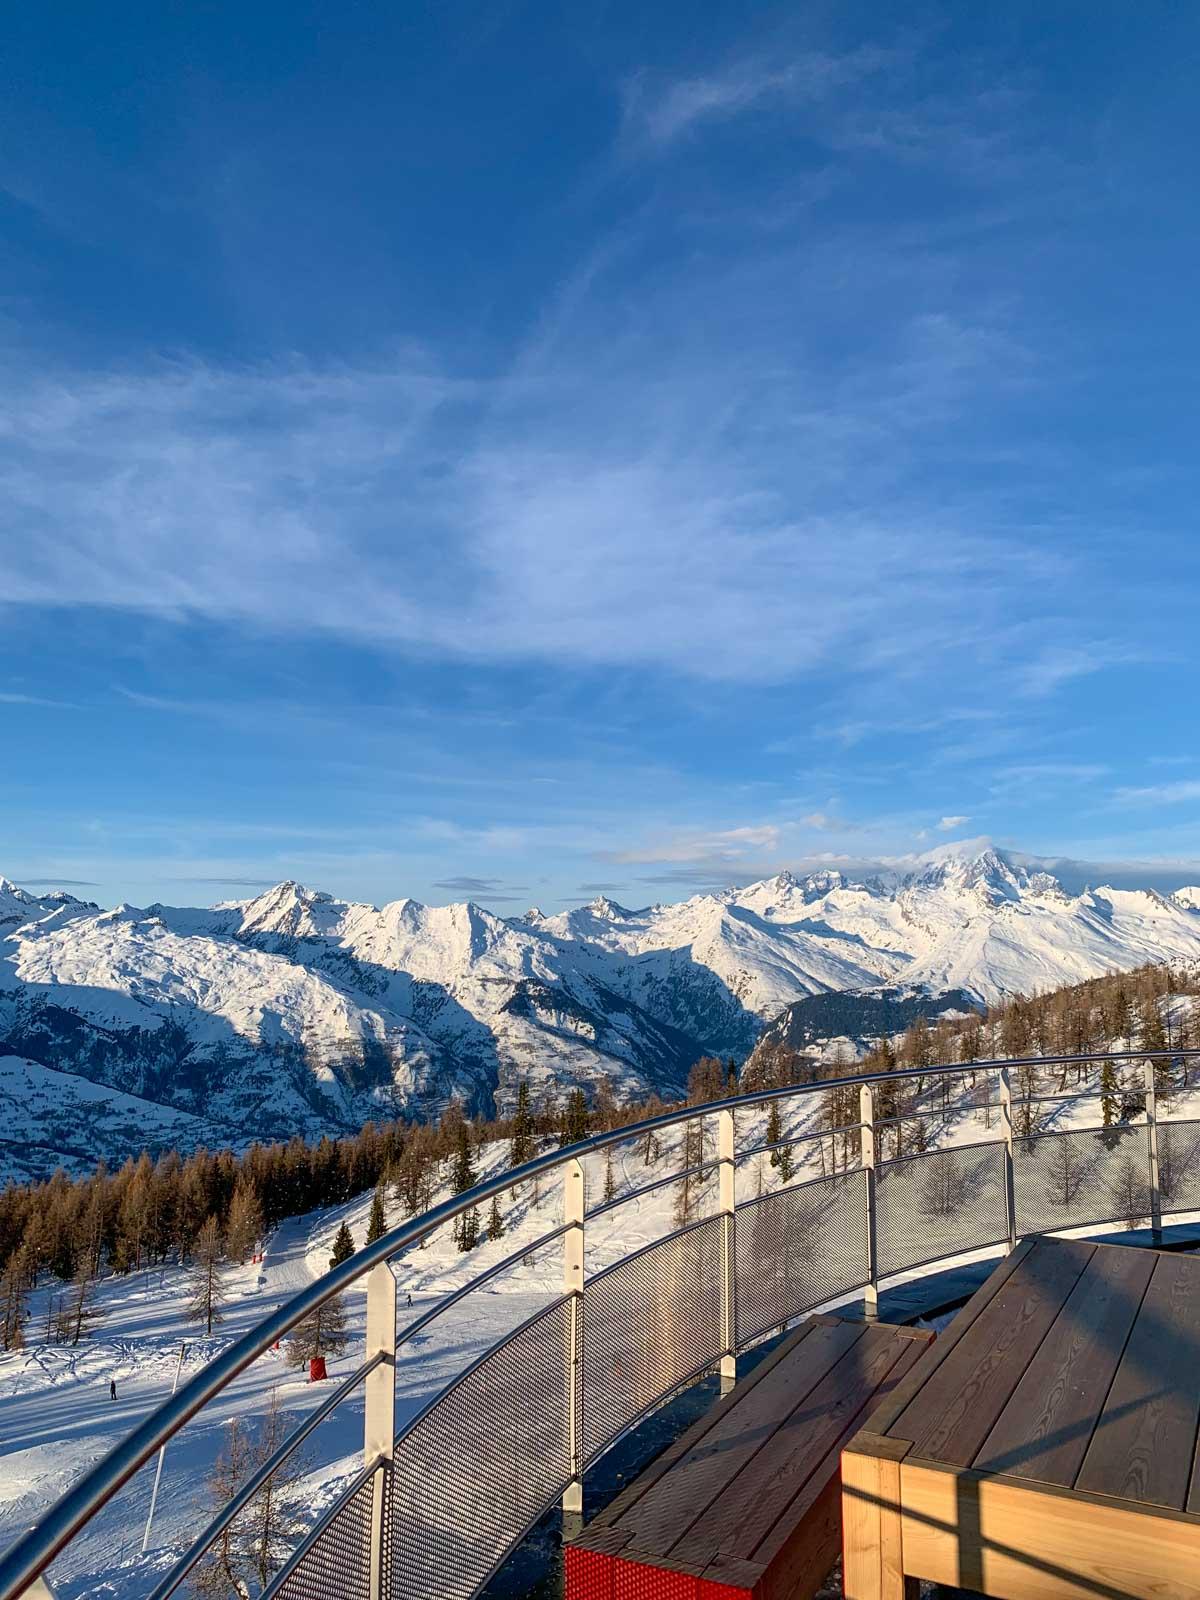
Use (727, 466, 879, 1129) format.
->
(3, 1074, 1198, 1600)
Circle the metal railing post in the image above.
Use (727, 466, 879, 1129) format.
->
(999, 1067, 1017, 1253)
(563, 1158, 585, 1517)
(859, 1085, 878, 1319)
(1143, 1059, 1162, 1241)
(718, 1109, 737, 1392)
(364, 1263, 396, 1600)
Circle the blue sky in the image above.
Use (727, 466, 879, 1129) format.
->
(3, 2, 1200, 910)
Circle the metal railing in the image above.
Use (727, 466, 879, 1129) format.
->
(3, 1049, 1199, 1600)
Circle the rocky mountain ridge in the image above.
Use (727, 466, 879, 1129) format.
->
(4, 841, 1200, 1174)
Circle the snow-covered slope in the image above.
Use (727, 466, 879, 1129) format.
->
(6, 841, 1200, 1173)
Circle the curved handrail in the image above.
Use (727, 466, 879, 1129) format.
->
(3, 1046, 1198, 1600)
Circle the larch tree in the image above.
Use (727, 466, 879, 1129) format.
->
(193, 1415, 255, 1600)
(0, 1245, 28, 1351)
(247, 1388, 308, 1589)
(225, 1183, 263, 1265)
(188, 1216, 228, 1335)
(286, 1296, 349, 1368)
(64, 1259, 104, 1346)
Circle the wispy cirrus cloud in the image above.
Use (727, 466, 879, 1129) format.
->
(607, 824, 782, 865)
(1113, 779, 1200, 806)
(620, 46, 898, 148)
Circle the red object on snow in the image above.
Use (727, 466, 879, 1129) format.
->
(309, 1356, 327, 1382)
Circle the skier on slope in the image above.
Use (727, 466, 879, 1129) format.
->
(110, 1379, 117, 1400)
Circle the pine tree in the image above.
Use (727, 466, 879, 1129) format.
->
(603, 1146, 617, 1205)
(558, 1088, 588, 1149)
(247, 1388, 308, 1588)
(456, 1207, 481, 1253)
(328, 1221, 355, 1270)
(509, 1081, 533, 1168)
(687, 1057, 725, 1104)
(1109, 1153, 1149, 1230)
(776, 1138, 795, 1185)
(450, 1120, 477, 1195)
(486, 1196, 504, 1242)
(365, 1187, 386, 1245)
(187, 1215, 227, 1335)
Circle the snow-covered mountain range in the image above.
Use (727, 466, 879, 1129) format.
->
(5, 840, 1200, 1175)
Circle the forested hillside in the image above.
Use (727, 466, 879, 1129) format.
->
(3, 958, 1199, 1352)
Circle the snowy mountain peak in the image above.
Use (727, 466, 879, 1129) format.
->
(903, 840, 1023, 901)
(586, 895, 634, 920)
(236, 880, 347, 938)
(6, 847, 1200, 1177)
(797, 869, 847, 898)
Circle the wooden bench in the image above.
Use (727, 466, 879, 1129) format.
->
(565, 1313, 934, 1600)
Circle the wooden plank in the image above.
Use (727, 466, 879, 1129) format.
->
(615, 1318, 868, 1559)
(900, 1458, 1200, 1599)
(1076, 1251, 1200, 1510)
(864, 1236, 1038, 1442)
(738, 1336, 930, 1600)
(890, 1237, 1095, 1465)
(972, 1241, 1155, 1485)
(578, 1316, 831, 1541)
(842, 1436, 917, 1600)
(734, 1330, 931, 1564)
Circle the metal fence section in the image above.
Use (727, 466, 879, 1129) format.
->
(1013, 1125, 1151, 1235)
(271, 1464, 382, 1600)
(734, 1169, 869, 1347)
(875, 1141, 1009, 1279)
(1159, 1118, 1200, 1215)
(581, 1217, 724, 1465)
(388, 1297, 574, 1600)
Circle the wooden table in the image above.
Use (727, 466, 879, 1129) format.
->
(842, 1234, 1200, 1600)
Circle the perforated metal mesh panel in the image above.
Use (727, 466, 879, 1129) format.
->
(733, 1169, 868, 1348)
(275, 1464, 380, 1600)
(582, 1217, 723, 1465)
(876, 1141, 1008, 1280)
(1159, 1119, 1200, 1215)
(1014, 1125, 1149, 1234)
(388, 1296, 573, 1600)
